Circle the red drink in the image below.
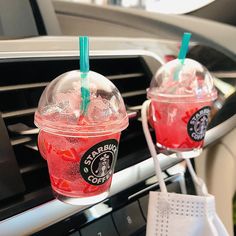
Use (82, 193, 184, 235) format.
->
(147, 59, 217, 158)
(150, 100, 211, 153)
(38, 130, 120, 202)
(35, 70, 128, 204)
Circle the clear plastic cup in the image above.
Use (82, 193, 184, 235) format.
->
(147, 58, 217, 158)
(35, 70, 128, 205)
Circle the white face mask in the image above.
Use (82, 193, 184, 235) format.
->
(141, 100, 229, 236)
(146, 189, 228, 236)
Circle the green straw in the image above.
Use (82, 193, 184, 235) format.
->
(178, 32, 192, 64)
(174, 32, 192, 80)
(79, 36, 90, 114)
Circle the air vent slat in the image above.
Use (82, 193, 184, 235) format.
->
(8, 123, 39, 135)
(212, 71, 236, 78)
(10, 137, 32, 146)
(121, 90, 146, 98)
(0, 73, 145, 93)
(20, 162, 46, 175)
(128, 105, 142, 110)
(25, 142, 38, 151)
(107, 73, 144, 80)
(2, 108, 36, 119)
(0, 82, 49, 92)
(2, 97, 143, 119)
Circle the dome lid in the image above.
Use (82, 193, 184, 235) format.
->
(35, 70, 128, 137)
(147, 58, 217, 103)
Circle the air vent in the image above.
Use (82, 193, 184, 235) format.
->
(0, 55, 156, 220)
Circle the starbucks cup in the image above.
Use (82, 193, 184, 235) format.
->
(35, 70, 128, 205)
(147, 58, 217, 158)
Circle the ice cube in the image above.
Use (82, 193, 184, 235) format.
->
(41, 104, 63, 115)
(55, 92, 81, 111)
(87, 96, 112, 122)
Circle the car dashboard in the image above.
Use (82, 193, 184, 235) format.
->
(0, 35, 235, 236)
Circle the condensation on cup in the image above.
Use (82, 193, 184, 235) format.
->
(35, 70, 128, 205)
(147, 58, 217, 158)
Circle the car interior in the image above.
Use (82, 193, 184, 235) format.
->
(0, 0, 236, 235)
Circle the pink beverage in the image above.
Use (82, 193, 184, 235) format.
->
(38, 130, 120, 199)
(147, 59, 217, 158)
(149, 101, 211, 151)
(35, 71, 128, 205)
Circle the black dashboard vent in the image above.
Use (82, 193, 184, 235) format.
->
(0, 55, 156, 220)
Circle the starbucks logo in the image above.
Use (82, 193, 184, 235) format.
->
(80, 139, 118, 186)
(187, 106, 211, 141)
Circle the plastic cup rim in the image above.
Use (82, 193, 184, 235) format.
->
(34, 113, 129, 138)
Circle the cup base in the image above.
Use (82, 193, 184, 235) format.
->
(156, 143, 202, 158)
(53, 190, 109, 205)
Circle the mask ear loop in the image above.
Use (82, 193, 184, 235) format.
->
(177, 152, 209, 196)
(141, 100, 167, 193)
(185, 157, 200, 184)
(141, 100, 208, 195)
